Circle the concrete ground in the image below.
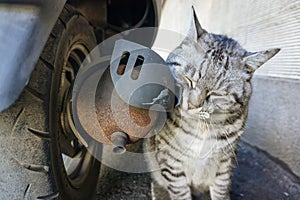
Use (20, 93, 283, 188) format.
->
(96, 141, 300, 200)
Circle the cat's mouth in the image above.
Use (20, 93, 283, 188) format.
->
(187, 106, 210, 120)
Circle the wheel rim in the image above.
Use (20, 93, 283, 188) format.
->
(58, 43, 93, 188)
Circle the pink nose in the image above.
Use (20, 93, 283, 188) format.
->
(188, 102, 197, 109)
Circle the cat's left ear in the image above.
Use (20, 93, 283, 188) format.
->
(243, 48, 280, 73)
(187, 6, 207, 41)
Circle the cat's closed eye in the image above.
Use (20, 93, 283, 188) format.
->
(206, 91, 234, 102)
(206, 91, 223, 100)
(210, 94, 236, 110)
(167, 62, 181, 66)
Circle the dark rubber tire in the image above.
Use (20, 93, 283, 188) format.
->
(0, 5, 100, 200)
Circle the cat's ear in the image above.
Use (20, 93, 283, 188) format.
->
(187, 6, 207, 41)
(243, 48, 280, 73)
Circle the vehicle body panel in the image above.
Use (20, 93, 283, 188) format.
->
(0, 0, 66, 111)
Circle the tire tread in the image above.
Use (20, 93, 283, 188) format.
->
(0, 5, 86, 199)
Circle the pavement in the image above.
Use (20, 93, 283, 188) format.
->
(96, 140, 300, 200)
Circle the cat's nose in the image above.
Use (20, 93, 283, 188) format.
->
(188, 102, 198, 109)
(188, 90, 205, 109)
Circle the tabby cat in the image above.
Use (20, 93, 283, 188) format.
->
(145, 8, 279, 200)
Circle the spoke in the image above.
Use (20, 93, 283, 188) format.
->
(62, 151, 84, 176)
(69, 50, 83, 73)
(69, 150, 87, 179)
(60, 64, 74, 93)
(78, 150, 92, 177)
(59, 132, 79, 158)
(64, 64, 76, 81)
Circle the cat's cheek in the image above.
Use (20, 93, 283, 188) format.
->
(216, 101, 236, 111)
(168, 66, 179, 80)
(203, 101, 215, 114)
(181, 89, 190, 110)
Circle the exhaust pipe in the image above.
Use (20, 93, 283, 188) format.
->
(111, 131, 129, 154)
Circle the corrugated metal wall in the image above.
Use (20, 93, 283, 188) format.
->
(197, 0, 300, 80)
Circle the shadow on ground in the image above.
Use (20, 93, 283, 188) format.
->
(96, 141, 300, 200)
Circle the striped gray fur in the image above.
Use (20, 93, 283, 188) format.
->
(144, 8, 280, 200)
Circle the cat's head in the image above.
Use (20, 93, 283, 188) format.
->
(167, 7, 280, 122)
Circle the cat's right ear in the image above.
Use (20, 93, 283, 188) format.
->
(187, 6, 207, 41)
(243, 48, 280, 74)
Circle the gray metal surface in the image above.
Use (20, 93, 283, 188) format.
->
(110, 39, 176, 111)
(0, 0, 66, 112)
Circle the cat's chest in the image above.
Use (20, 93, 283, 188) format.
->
(173, 120, 219, 158)
(179, 133, 217, 158)
(172, 120, 222, 187)
(184, 155, 219, 189)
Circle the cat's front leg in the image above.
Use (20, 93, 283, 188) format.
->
(209, 158, 233, 200)
(166, 179, 192, 200)
(159, 166, 192, 200)
(209, 176, 231, 200)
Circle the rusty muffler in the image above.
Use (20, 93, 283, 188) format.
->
(71, 39, 179, 154)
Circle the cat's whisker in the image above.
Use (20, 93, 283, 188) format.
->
(222, 129, 238, 166)
(187, 107, 202, 115)
(208, 120, 222, 163)
(209, 116, 232, 159)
